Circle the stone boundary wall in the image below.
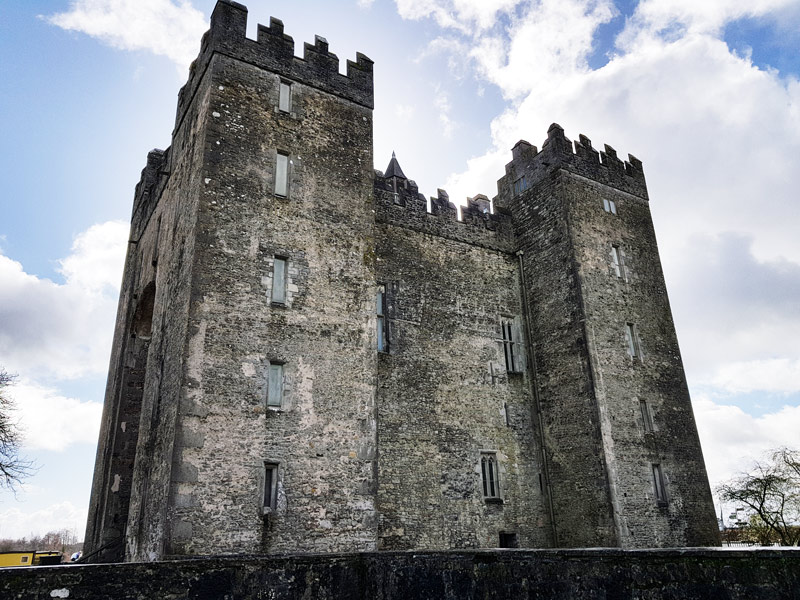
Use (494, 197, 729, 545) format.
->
(2, 549, 799, 599)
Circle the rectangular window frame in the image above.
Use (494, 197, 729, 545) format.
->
(513, 176, 527, 196)
(652, 463, 668, 505)
(274, 151, 289, 197)
(272, 256, 288, 305)
(625, 322, 642, 359)
(611, 244, 626, 280)
(377, 284, 387, 352)
(278, 81, 291, 113)
(500, 318, 525, 373)
(267, 362, 284, 408)
(480, 452, 502, 502)
(640, 399, 654, 433)
(263, 461, 279, 513)
(603, 198, 617, 214)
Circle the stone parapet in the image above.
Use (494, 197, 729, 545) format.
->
(2, 549, 798, 599)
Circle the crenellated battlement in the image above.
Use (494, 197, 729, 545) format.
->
(174, 0, 373, 132)
(131, 148, 169, 237)
(496, 124, 647, 209)
(374, 167, 514, 253)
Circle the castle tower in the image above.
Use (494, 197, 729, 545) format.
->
(85, 0, 377, 561)
(496, 124, 720, 547)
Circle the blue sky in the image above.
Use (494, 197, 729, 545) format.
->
(1, 0, 799, 540)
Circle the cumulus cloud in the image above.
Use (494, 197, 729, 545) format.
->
(667, 233, 800, 383)
(694, 395, 800, 488)
(11, 381, 103, 452)
(433, 89, 457, 138)
(0, 501, 87, 540)
(0, 221, 128, 380)
(44, 0, 208, 72)
(396, 0, 521, 32)
(619, 0, 800, 46)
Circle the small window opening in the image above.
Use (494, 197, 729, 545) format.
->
(267, 363, 283, 407)
(499, 532, 518, 548)
(275, 152, 289, 196)
(513, 176, 527, 196)
(263, 462, 279, 512)
(278, 81, 291, 113)
(272, 257, 287, 304)
(652, 463, 667, 505)
(481, 452, 501, 501)
(603, 198, 617, 214)
(640, 399, 654, 433)
(377, 285, 387, 352)
(501, 319, 525, 373)
(625, 323, 642, 358)
(611, 244, 625, 280)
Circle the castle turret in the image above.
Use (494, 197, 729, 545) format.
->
(499, 124, 719, 547)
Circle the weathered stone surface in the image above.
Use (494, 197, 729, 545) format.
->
(2, 550, 799, 599)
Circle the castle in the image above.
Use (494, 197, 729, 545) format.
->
(84, 0, 720, 562)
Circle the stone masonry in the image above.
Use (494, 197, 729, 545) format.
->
(84, 0, 720, 562)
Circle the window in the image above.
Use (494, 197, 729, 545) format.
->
(278, 81, 291, 112)
(481, 452, 501, 501)
(377, 285, 386, 352)
(513, 176, 527, 196)
(499, 532, 518, 548)
(274, 152, 289, 196)
(267, 362, 283, 407)
(603, 198, 617, 214)
(263, 462, 279, 513)
(625, 323, 642, 358)
(611, 244, 625, 280)
(501, 319, 525, 373)
(652, 463, 667, 505)
(640, 399, 654, 433)
(272, 257, 287, 304)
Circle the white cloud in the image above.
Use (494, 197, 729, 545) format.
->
(396, 0, 521, 32)
(357, 0, 376, 8)
(619, 0, 799, 46)
(395, 103, 416, 121)
(694, 395, 800, 490)
(0, 220, 128, 380)
(44, 0, 208, 72)
(0, 501, 86, 540)
(433, 89, 457, 138)
(707, 359, 800, 395)
(11, 381, 102, 452)
(666, 233, 800, 384)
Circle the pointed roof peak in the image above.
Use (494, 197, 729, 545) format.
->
(384, 151, 406, 180)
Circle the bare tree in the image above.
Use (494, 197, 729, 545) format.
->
(0, 369, 34, 491)
(718, 448, 800, 546)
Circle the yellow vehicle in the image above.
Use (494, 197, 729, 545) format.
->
(0, 551, 61, 567)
